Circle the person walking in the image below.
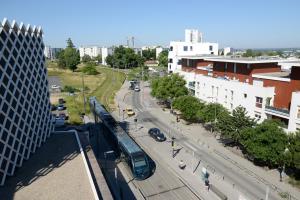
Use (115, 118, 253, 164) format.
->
(179, 160, 186, 170)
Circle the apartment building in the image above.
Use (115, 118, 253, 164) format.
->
(44, 45, 62, 60)
(168, 29, 219, 73)
(176, 56, 300, 132)
(0, 18, 53, 185)
(79, 46, 101, 58)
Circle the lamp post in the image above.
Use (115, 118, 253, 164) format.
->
(207, 96, 217, 133)
(82, 73, 86, 114)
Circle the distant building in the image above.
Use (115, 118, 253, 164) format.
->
(79, 46, 101, 58)
(223, 47, 232, 56)
(44, 46, 62, 60)
(0, 18, 53, 185)
(156, 47, 163, 59)
(101, 47, 114, 65)
(168, 29, 219, 73)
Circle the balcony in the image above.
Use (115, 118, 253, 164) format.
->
(265, 105, 290, 118)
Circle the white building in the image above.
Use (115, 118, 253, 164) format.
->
(223, 47, 232, 56)
(44, 46, 62, 60)
(0, 18, 53, 185)
(168, 29, 219, 73)
(176, 56, 300, 132)
(156, 47, 163, 59)
(79, 46, 101, 58)
(101, 47, 114, 65)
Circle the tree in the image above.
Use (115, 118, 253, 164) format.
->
(105, 46, 144, 69)
(173, 96, 205, 121)
(150, 74, 188, 101)
(200, 103, 229, 127)
(219, 106, 256, 145)
(63, 38, 80, 72)
(57, 49, 66, 69)
(285, 131, 300, 171)
(158, 50, 168, 67)
(142, 49, 156, 60)
(242, 49, 262, 57)
(93, 55, 102, 64)
(81, 55, 92, 63)
(241, 120, 288, 167)
(81, 63, 98, 75)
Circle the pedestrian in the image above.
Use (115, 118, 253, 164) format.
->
(179, 160, 186, 170)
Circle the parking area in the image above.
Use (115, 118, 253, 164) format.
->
(48, 76, 62, 93)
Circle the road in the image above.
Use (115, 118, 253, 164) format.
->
(129, 85, 282, 200)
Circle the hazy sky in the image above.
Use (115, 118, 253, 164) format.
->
(1, 0, 300, 49)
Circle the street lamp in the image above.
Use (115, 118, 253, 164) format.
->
(207, 96, 217, 133)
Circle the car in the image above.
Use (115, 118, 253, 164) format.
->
(58, 98, 65, 104)
(58, 113, 67, 120)
(57, 104, 65, 111)
(51, 104, 56, 111)
(51, 85, 60, 89)
(148, 128, 166, 142)
(126, 108, 135, 116)
(134, 86, 140, 92)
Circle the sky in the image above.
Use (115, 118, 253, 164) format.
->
(1, 0, 300, 49)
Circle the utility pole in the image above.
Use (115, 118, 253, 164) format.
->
(82, 73, 86, 114)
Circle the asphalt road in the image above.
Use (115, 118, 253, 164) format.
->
(131, 89, 281, 200)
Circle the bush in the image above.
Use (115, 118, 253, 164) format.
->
(81, 64, 98, 75)
(62, 85, 80, 93)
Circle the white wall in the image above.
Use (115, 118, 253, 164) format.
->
(101, 47, 113, 65)
(79, 46, 101, 58)
(156, 47, 163, 59)
(168, 41, 218, 72)
(288, 92, 300, 132)
(178, 70, 275, 122)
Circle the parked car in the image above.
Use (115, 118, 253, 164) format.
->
(134, 86, 140, 92)
(126, 107, 135, 116)
(51, 104, 56, 111)
(57, 104, 65, 111)
(58, 98, 65, 104)
(148, 128, 166, 142)
(58, 113, 67, 120)
(51, 85, 60, 89)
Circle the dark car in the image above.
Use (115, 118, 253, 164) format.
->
(148, 128, 166, 142)
(51, 104, 56, 111)
(58, 112, 68, 120)
(58, 98, 65, 104)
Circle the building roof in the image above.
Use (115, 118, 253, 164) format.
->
(180, 55, 300, 65)
(252, 71, 291, 82)
(0, 132, 97, 200)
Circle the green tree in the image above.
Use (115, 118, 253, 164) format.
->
(173, 96, 205, 121)
(158, 50, 168, 67)
(57, 49, 66, 69)
(93, 55, 102, 64)
(150, 74, 188, 101)
(241, 120, 288, 167)
(142, 49, 156, 60)
(81, 55, 92, 63)
(229, 106, 256, 144)
(59, 38, 80, 72)
(200, 103, 229, 127)
(285, 131, 300, 170)
(105, 46, 144, 69)
(81, 63, 98, 75)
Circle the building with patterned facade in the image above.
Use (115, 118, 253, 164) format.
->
(0, 18, 53, 185)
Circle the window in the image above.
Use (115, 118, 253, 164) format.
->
(231, 90, 234, 101)
(190, 46, 193, 51)
(209, 45, 213, 51)
(183, 46, 188, 51)
(230, 103, 233, 110)
(256, 97, 263, 108)
(168, 59, 173, 63)
(170, 46, 173, 51)
(297, 106, 300, 119)
(244, 93, 247, 98)
(177, 59, 182, 65)
(255, 113, 261, 120)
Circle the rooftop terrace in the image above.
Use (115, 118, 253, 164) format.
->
(0, 132, 97, 200)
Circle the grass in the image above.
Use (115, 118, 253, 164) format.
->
(48, 65, 125, 124)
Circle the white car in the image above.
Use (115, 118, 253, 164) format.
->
(51, 85, 60, 89)
(134, 86, 140, 92)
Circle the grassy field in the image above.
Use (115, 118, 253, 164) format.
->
(48, 65, 125, 124)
